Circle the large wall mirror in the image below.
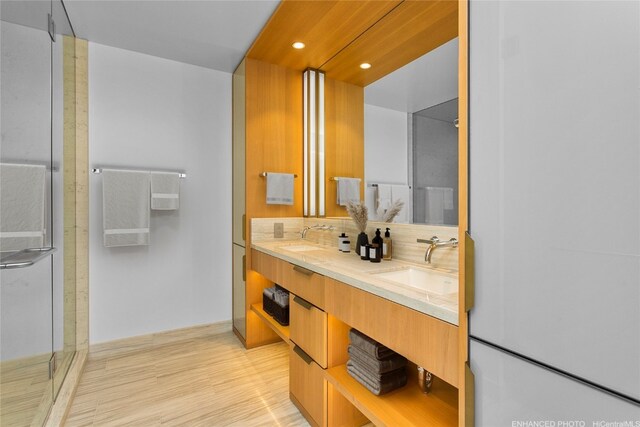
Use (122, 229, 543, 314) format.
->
(364, 38, 459, 225)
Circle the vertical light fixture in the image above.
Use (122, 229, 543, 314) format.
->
(304, 68, 325, 217)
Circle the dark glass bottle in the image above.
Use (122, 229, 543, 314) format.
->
(370, 228, 383, 263)
(357, 232, 369, 260)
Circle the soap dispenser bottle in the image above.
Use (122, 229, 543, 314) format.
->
(383, 228, 393, 260)
(370, 228, 383, 263)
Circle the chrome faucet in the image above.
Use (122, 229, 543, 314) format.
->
(301, 224, 334, 239)
(417, 236, 458, 263)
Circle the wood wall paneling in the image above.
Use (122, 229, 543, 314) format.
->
(457, 0, 470, 425)
(74, 38, 89, 352)
(245, 58, 304, 221)
(232, 59, 246, 246)
(320, 0, 458, 86)
(247, 0, 402, 71)
(243, 58, 304, 348)
(324, 78, 364, 217)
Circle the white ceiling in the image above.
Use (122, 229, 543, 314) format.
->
(63, 0, 279, 73)
(364, 38, 458, 114)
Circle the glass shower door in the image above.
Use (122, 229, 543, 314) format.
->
(1, 1, 56, 425)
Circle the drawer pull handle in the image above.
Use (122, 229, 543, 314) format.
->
(242, 255, 246, 282)
(293, 345, 313, 365)
(293, 295, 313, 310)
(293, 265, 314, 276)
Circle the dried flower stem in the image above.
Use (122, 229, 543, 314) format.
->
(383, 199, 405, 223)
(346, 201, 368, 233)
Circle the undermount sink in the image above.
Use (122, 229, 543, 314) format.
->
(371, 267, 457, 295)
(281, 244, 323, 253)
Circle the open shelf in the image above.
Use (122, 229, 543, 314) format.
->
(250, 303, 290, 344)
(325, 364, 458, 427)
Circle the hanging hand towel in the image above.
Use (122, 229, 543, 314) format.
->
(266, 173, 294, 205)
(443, 187, 454, 210)
(390, 185, 411, 223)
(425, 187, 445, 225)
(336, 178, 361, 206)
(151, 172, 180, 210)
(0, 163, 46, 251)
(376, 184, 391, 218)
(103, 170, 150, 247)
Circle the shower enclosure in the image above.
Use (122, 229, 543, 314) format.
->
(1, 1, 77, 425)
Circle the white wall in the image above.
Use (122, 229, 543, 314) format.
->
(364, 104, 408, 221)
(364, 104, 408, 185)
(89, 43, 232, 344)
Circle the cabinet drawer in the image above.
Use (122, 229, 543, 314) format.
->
(290, 345, 326, 427)
(251, 249, 287, 284)
(290, 294, 327, 368)
(282, 263, 325, 309)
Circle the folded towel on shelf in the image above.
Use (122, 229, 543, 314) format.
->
(349, 328, 395, 360)
(266, 173, 294, 205)
(0, 163, 46, 252)
(348, 358, 407, 383)
(346, 360, 407, 396)
(103, 169, 151, 247)
(348, 345, 407, 374)
(273, 289, 289, 307)
(336, 178, 361, 206)
(150, 172, 180, 210)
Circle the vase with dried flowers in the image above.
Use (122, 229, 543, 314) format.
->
(346, 201, 369, 258)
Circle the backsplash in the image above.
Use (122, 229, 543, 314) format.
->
(251, 217, 458, 272)
(251, 217, 304, 242)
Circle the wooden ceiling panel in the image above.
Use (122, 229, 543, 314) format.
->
(247, 0, 402, 71)
(320, 0, 458, 86)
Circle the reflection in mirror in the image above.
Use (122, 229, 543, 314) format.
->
(364, 38, 458, 225)
(413, 98, 458, 226)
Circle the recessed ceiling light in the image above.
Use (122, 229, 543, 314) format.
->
(292, 42, 305, 49)
(360, 63, 372, 69)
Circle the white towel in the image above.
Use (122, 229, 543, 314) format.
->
(266, 173, 294, 205)
(376, 184, 392, 213)
(425, 187, 445, 225)
(151, 172, 180, 210)
(390, 185, 411, 223)
(103, 170, 151, 247)
(336, 178, 361, 206)
(364, 186, 377, 220)
(443, 187, 454, 210)
(0, 163, 46, 251)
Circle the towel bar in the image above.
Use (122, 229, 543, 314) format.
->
(0, 247, 56, 270)
(367, 183, 412, 189)
(259, 172, 298, 178)
(91, 168, 186, 178)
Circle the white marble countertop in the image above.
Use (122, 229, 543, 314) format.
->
(251, 240, 458, 326)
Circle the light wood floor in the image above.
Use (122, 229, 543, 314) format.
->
(65, 331, 309, 426)
(0, 355, 51, 427)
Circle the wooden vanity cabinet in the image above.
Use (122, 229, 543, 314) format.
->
(252, 249, 459, 426)
(290, 294, 328, 368)
(281, 264, 325, 310)
(325, 277, 459, 388)
(289, 345, 326, 427)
